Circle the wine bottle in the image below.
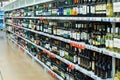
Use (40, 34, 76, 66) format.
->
(113, 24, 120, 53)
(106, 0, 113, 17)
(113, 0, 120, 17)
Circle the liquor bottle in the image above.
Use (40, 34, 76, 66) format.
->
(92, 23, 97, 46)
(91, 51, 96, 72)
(109, 27, 114, 51)
(63, 22, 70, 39)
(51, 39, 59, 55)
(106, 56, 112, 78)
(101, 23, 106, 48)
(84, 23, 89, 44)
(35, 4, 43, 16)
(113, 24, 119, 52)
(51, 58, 60, 74)
(52, 22, 57, 35)
(105, 23, 111, 49)
(64, 43, 71, 61)
(43, 20, 49, 33)
(114, 59, 120, 80)
(96, 23, 102, 47)
(113, 0, 120, 17)
(106, 0, 113, 17)
(74, 0, 79, 4)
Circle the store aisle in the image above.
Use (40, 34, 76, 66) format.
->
(0, 37, 54, 80)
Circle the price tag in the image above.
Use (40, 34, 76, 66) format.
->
(93, 17, 96, 21)
(96, 17, 101, 21)
(83, 17, 86, 21)
(110, 18, 116, 22)
(115, 18, 119, 22)
(39, 17, 43, 21)
(113, 54, 116, 57)
(102, 17, 110, 22)
(103, 50, 110, 55)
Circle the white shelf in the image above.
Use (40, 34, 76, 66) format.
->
(3, 0, 54, 11)
(8, 36, 64, 80)
(7, 24, 120, 59)
(6, 16, 120, 22)
(8, 24, 120, 60)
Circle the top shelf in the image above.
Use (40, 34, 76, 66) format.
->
(2, 0, 54, 11)
(5, 16, 120, 22)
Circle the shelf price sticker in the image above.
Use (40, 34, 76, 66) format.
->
(68, 64, 74, 70)
(102, 17, 110, 22)
(113, 54, 116, 57)
(92, 17, 96, 21)
(103, 50, 110, 55)
(48, 70, 52, 74)
(51, 54, 56, 58)
(96, 17, 101, 21)
(20, 47, 25, 51)
(39, 17, 43, 21)
(110, 18, 117, 22)
(52, 74, 57, 79)
(70, 42, 85, 49)
(42, 49, 47, 53)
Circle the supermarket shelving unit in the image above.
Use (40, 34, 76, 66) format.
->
(3, 0, 120, 80)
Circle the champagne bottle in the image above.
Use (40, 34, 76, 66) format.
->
(106, 0, 113, 17)
(105, 23, 111, 49)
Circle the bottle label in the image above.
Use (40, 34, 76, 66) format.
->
(81, 32, 84, 40)
(79, 5, 83, 14)
(113, 2, 120, 12)
(76, 32, 80, 40)
(115, 27, 119, 33)
(78, 57, 80, 64)
(82, 5, 87, 15)
(107, 27, 110, 33)
(102, 4, 107, 11)
(97, 36, 101, 45)
(84, 32, 88, 40)
(87, 6, 89, 14)
(109, 40, 114, 48)
(106, 3, 113, 17)
(74, 55, 77, 63)
(114, 38, 120, 49)
(111, 28, 114, 33)
(91, 6, 95, 14)
(105, 40, 109, 47)
(92, 61, 95, 71)
(73, 32, 77, 40)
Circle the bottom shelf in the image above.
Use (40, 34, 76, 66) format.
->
(7, 37, 64, 80)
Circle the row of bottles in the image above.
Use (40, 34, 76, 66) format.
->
(5, 0, 120, 17)
(10, 19, 120, 54)
(11, 32, 95, 80)
(12, 26, 113, 79)
(114, 59, 120, 80)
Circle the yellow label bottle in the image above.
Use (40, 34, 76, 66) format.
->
(106, 0, 113, 17)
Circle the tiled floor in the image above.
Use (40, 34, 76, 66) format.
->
(0, 36, 54, 80)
